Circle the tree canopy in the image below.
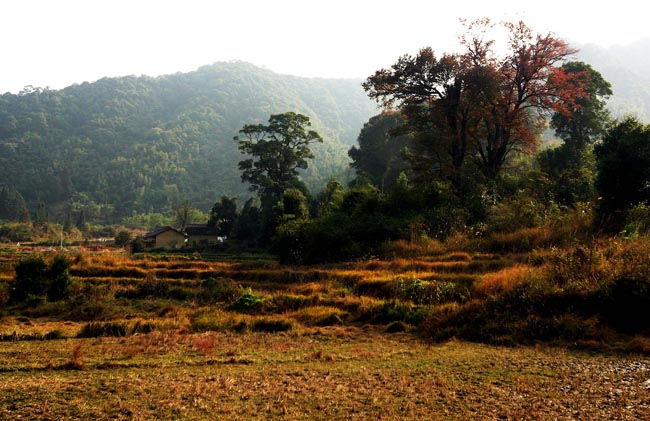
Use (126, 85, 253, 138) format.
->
(551, 61, 613, 149)
(595, 117, 650, 226)
(236, 112, 323, 203)
(348, 112, 411, 192)
(364, 19, 587, 194)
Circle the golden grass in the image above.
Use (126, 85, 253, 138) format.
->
(379, 237, 446, 258)
(474, 265, 539, 298)
(1, 332, 647, 420)
(2, 242, 650, 419)
(292, 306, 348, 326)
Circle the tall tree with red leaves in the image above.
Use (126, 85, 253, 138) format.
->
(364, 19, 587, 196)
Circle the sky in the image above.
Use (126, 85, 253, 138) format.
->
(2, 0, 648, 94)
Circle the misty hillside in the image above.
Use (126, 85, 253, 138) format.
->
(576, 39, 650, 121)
(0, 62, 377, 221)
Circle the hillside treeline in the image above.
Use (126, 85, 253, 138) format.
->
(208, 20, 650, 263)
(0, 61, 376, 225)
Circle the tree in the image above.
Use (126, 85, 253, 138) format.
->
(364, 19, 586, 195)
(315, 179, 345, 216)
(364, 49, 486, 194)
(235, 112, 323, 202)
(277, 188, 309, 222)
(10, 257, 47, 303)
(235, 112, 322, 237)
(114, 230, 132, 247)
(595, 117, 650, 228)
(34, 202, 49, 226)
(0, 187, 30, 222)
(465, 19, 586, 181)
(173, 202, 206, 229)
(551, 61, 612, 150)
(208, 196, 238, 237)
(348, 112, 412, 192)
(131, 236, 145, 253)
(235, 198, 262, 246)
(539, 62, 612, 206)
(538, 146, 597, 206)
(10, 255, 71, 304)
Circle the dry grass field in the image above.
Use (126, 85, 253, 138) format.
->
(0, 327, 650, 420)
(0, 243, 649, 419)
(0, 330, 648, 419)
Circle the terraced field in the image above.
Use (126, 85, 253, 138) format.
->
(0, 250, 511, 337)
(0, 249, 648, 419)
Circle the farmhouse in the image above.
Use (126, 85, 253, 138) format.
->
(184, 224, 220, 248)
(142, 226, 186, 250)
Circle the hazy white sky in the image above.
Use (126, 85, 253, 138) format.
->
(2, 0, 648, 94)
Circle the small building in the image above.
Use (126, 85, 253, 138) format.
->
(143, 226, 186, 250)
(184, 224, 220, 248)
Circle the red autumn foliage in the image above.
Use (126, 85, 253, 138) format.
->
(364, 18, 588, 190)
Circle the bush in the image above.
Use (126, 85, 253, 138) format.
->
(200, 277, 240, 303)
(386, 321, 410, 333)
(0, 223, 33, 242)
(624, 203, 650, 238)
(46, 255, 71, 301)
(10, 257, 47, 303)
(77, 321, 129, 338)
(131, 236, 145, 253)
(230, 287, 265, 313)
(251, 318, 292, 333)
(10, 254, 71, 304)
(114, 230, 132, 247)
(137, 272, 169, 298)
(394, 276, 471, 305)
(599, 277, 650, 332)
(359, 299, 429, 325)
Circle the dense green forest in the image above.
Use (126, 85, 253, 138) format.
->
(206, 21, 650, 263)
(0, 61, 376, 225)
(2, 27, 650, 248)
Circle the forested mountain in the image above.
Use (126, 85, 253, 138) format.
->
(576, 39, 650, 122)
(0, 62, 377, 223)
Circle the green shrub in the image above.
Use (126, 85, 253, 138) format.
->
(360, 300, 429, 325)
(394, 276, 471, 305)
(230, 287, 265, 313)
(10, 255, 71, 304)
(46, 255, 71, 301)
(114, 230, 132, 247)
(130, 236, 145, 253)
(624, 203, 650, 238)
(10, 257, 47, 303)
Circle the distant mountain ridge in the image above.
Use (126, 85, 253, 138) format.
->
(576, 38, 650, 122)
(0, 61, 377, 222)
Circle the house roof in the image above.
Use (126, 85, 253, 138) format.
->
(184, 224, 219, 236)
(143, 226, 186, 239)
